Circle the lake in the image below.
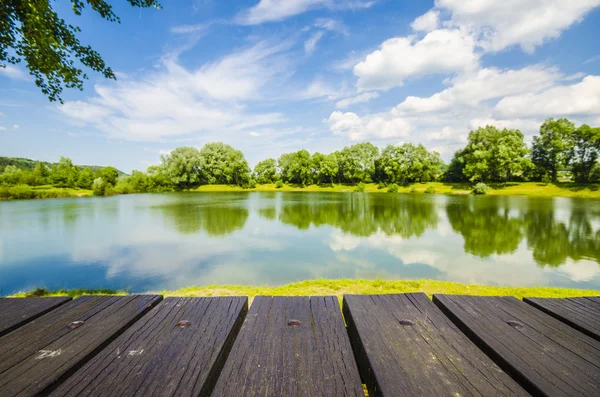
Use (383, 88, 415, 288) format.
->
(1, 192, 599, 294)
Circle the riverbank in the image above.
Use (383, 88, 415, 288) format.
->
(196, 182, 600, 198)
(2, 181, 599, 201)
(9, 280, 599, 302)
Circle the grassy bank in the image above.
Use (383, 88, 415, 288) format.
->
(0, 185, 92, 200)
(9, 280, 599, 303)
(195, 182, 600, 198)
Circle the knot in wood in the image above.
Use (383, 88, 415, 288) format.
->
(506, 320, 524, 329)
(287, 319, 302, 327)
(67, 321, 85, 329)
(399, 319, 415, 326)
(176, 320, 192, 328)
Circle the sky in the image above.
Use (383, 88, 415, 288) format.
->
(1, 0, 599, 172)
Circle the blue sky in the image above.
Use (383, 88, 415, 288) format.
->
(1, 0, 599, 172)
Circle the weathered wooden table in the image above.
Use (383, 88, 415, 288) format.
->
(0, 294, 598, 396)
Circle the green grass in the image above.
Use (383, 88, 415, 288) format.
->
(0, 185, 92, 200)
(8, 280, 599, 305)
(194, 182, 600, 198)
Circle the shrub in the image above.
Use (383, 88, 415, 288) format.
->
(92, 178, 106, 196)
(249, 179, 257, 189)
(275, 180, 284, 189)
(424, 186, 436, 194)
(472, 182, 490, 195)
(387, 183, 399, 193)
(354, 182, 366, 192)
(541, 173, 551, 186)
(377, 181, 385, 190)
(410, 186, 417, 193)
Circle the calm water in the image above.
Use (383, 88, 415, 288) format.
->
(1, 192, 600, 294)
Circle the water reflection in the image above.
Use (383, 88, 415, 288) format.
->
(1, 192, 599, 294)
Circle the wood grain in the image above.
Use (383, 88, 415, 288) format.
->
(0, 297, 71, 337)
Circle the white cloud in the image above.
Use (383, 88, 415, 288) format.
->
(58, 40, 290, 141)
(436, 0, 600, 53)
(304, 31, 325, 55)
(300, 78, 348, 100)
(237, 0, 375, 25)
(354, 29, 478, 91)
(583, 55, 600, 65)
(0, 126, 7, 131)
(0, 65, 30, 81)
(411, 10, 439, 32)
(326, 111, 411, 141)
(171, 24, 206, 34)
(12, 124, 19, 129)
(335, 92, 379, 109)
(314, 18, 349, 35)
(495, 75, 600, 118)
(393, 65, 561, 114)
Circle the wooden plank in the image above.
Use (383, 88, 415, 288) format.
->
(524, 296, 600, 341)
(50, 297, 247, 397)
(0, 295, 161, 397)
(434, 295, 600, 397)
(211, 296, 364, 397)
(343, 293, 528, 397)
(0, 297, 72, 337)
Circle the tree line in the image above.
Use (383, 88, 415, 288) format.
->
(1, 117, 599, 198)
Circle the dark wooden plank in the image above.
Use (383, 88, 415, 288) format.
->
(343, 293, 528, 397)
(0, 295, 161, 397)
(524, 296, 600, 341)
(211, 296, 363, 397)
(50, 297, 247, 397)
(0, 297, 72, 337)
(434, 295, 600, 397)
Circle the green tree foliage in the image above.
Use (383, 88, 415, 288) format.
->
(160, 147, 203, 190)
(375, 143, 443, 184)
(0, 165, 23, 185)
(77, 168, 94, 189)
(1, 0, 161, 102)
(128, 170, 149, 193)
(100, 166, 119, 186)
(455, 126, 532, 182)
(337, 143, 379, 184)
(278, 150, 313, 186)
(531, 118, 575, 182)
(50, 156, 76, 187)
(569, 125, 600, 183)
(199, 142, 251, 186)
(253, 158, 278, 184)
(312, 152, 338, 185)
(92, 177, 106, 196)
(32, 163, 49, 185)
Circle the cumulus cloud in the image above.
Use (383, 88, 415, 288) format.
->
(354, 29, 478, 91)
(326, 111, 411, 141)
(495, 76, 600, 118)
(335, 92, 379, 109)
(436, 0, 600, 53)
(411, 10, 439, 32)
(58, 40, 290, 141)
(237, 0, 375, 25)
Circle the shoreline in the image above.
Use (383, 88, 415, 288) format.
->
(9, 279, 600, 301)
(1, 182, 599, 201)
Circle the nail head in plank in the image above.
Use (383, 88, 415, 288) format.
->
(434, 294, 600, 397)
(211, 296, 364, 397)
(343, 293, 528, 397)
(50, 296, 248, 397)
(0, 295, 162, 397)
(524, 296, 600, 341)
(0, 297, 72, 337)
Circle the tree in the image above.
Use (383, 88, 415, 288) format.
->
(92, 177, 106, 196)
(253, 158, 278, 184)
(100, 166, 119, 186)
(376, 143, 444, 184)
(199, 142, 251, 186)
(1, 0, 161, 102)
(77, 168, 95, 189)
(531, 118, 575, 182)
(51, 156, 75, 187)
(278, 150, 312, 186)
(128, 170, 149, 192)
(32, 163, 49, 185)
(0, 165, 22, 185)
(569, 124, 600, 183)
(337, 143, 379, 184)
(318, 153, 339, 185)
(160, 147, 202, 190)
(457, 126, 531, 183)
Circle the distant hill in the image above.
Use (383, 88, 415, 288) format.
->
(0, 156, 127, 175)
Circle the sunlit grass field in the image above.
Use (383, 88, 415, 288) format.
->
(10, 280, 599, 305)
(195, 182, 600, 198)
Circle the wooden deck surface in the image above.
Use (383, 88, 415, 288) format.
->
(0, 293, 597, 397)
